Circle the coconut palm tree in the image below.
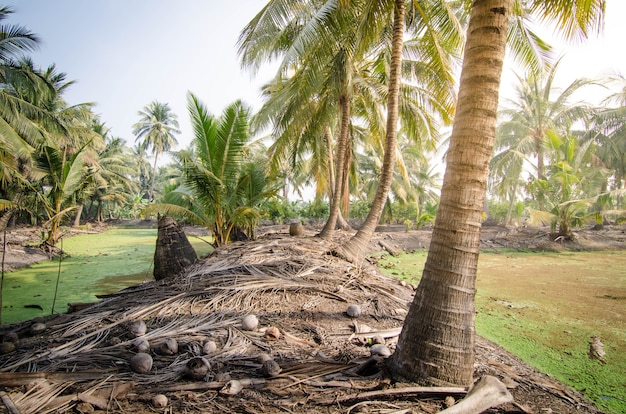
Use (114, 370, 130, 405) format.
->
(132, 101, 180, 204)
(527, 131, 608, 237)
(591, 75, 626, 210)
(148, 95, 278, 247)
(240, 1, 461, 244)
(82, 131, 138, 223)
(388, 0, 605, 387)
(0, 11, 43, 203)
(491, 62, 596, 215)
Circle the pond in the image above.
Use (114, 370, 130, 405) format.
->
(0, 228, 213, 325)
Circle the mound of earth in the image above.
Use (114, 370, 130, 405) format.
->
(0, 228, 608, 414)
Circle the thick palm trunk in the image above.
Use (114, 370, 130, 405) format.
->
(320, 95, 351, 239)
(334, 0, 404, 261)
(389, 0, 511, 386)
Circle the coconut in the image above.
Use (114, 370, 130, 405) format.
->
(264, 326, 281, 340)
(289, 222, 304, 236)
(241, 314, 259, 331)
(186, 356, 211, 380)
(202, 340, 218, 354)
(372, 335, 386, 345)
(30, 322, 46, 335)
(261, 359, 282, 377)
(220, 379, 243, 395)
(370, 344, 392, 358)
(128, 320, 147, 337)
(152, 394, 168, 408)
(132, 338, 150, 353)
(346, 304, 361, 318)
(159, 338, 179, 355)
(257, 353, 273, 363)
(130, 352, 153, 374)
(0, 342, 16, 354)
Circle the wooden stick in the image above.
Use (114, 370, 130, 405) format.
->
(0, 391, 19, 414)
(319, 385, 467, 405)
(378, 240, 401, 256)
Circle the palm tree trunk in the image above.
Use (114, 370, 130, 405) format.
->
(340, 138, 352, 218)
(73, 204, 83, 227)
(389, 0, 512, 386)
(324, 125, 336, 204)
(320, 95, 351, 239)
(146, 151, 159, 220)
(535, 134, 546, 211)
(334, 0, 404, 261)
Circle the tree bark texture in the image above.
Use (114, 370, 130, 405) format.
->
(153, 215, 197, 281)
(389, 0, 512, 386)
(320, 94, 351, 239)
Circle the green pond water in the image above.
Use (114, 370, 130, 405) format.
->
(1, 228, 213, 325)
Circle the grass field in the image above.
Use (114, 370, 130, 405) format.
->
(0, 228, 213, 325)
(378, 249, 626, 414)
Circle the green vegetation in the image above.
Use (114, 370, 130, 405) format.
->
(1, 228, 213, 324)
(378, 250, 626, 414)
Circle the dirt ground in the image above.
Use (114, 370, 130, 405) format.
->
(0, 222, 624, 414)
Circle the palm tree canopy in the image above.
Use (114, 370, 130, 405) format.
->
(132, 101, 180, 155)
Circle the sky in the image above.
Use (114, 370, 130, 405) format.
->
(5, 1, 626, 153)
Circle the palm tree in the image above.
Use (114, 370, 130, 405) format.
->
(591, 75, 626, 210)
(148, 95, 278, 247)
(492, 62, 596, 214)
(528, 132, 608, 237)
(132, 101, 180, 204)
(82, 131, 138, 223)
(241, 1, 460, 244)
(0, 10, 42, 206)
(389, 0, 605, 386)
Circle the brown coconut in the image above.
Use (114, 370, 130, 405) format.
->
(289, 222, 304, 236)
(130, 352, 153, 374)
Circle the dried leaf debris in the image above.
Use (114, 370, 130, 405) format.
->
(0, 232, 604, 413)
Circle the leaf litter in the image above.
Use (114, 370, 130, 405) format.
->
(0, 230, 605, 413)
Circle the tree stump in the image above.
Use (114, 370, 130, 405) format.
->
(153, 216, 197, 281)
(289, 222, 304, 236)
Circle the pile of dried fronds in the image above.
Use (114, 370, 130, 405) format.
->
(0, 232, 604, 414)
(0, 234, 434, 413)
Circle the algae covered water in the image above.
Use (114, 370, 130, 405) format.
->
(1, 228, 212, 325)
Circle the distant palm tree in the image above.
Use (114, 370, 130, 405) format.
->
(492, 61, 595, 214)
(132, 101, 180, 204)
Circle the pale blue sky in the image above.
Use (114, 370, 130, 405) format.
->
(6, 1, 626, 152)
(7, 0, 272, 149)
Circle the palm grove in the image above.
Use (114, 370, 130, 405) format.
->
(0, 1, 618, 386)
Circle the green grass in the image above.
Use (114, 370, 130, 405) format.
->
(377, 250, 626, 414)
(1, 227, 213, 325)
